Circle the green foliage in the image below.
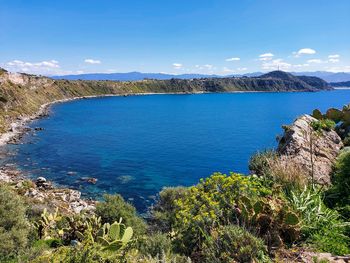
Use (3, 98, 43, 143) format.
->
(325, 149, 350, 220)
(312, 104, 350, 140)
(96, 218, 133, 252)
(325, 108, 344, 123)
(201, 225, 270, 263)
(171, 172, 297, 256)
(289, 187, 350, 255)
(63, 213, 102, 244)
(310, 119, 336, 132)
(248, 149, 277, 176)
(96, 194, 147, 236)
(0, 184, 30, 260)
(151, 186, 188, 232)
(308, 228, 350, 256)
(136, 232, 173, 258)
(312, 109, 323, 120)
(36, 208, 63, 240)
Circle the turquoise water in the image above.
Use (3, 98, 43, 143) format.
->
(2, 91, 350, 212)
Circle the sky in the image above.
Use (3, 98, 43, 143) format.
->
(0, 0, 349, 76)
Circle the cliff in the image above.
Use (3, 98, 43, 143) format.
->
(277, 115, 343, 185)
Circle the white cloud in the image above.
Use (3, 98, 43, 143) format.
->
(329, 58, 340, 63)
(172, 63, 183, 69)
(259, 53, 274, 61)
(222, 67, 247, 74)
(294, 48, 316, 57)
(261, 58, 291, 71)
(225, 57, 240, 62)
(5, 59, 61, 74)
(84, 59, 101, 64)
(203, 64, 213, 69)
(328, 54, 340, 59)
(307, 59, 326, 64)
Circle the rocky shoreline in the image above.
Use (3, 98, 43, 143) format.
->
(0, 165, 96, 214)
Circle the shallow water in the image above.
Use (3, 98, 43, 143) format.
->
(2, 91, 350, 212)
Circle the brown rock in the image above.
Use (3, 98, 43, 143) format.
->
(277, 114, 343, 185)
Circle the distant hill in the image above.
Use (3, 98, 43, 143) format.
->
(52, 71, 350, 83)
(330, 81, 350, 87)
(52, 72, 222, 81)
(292, 71, 350, 82)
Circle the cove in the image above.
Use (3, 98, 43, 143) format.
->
(2, 90, 350, 212)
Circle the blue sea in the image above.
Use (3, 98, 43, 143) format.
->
(2, 90, 350, 212)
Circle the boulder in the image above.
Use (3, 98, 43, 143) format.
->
(277, 114, 343, 185)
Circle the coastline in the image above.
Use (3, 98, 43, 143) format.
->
(0, 89, 299, 147)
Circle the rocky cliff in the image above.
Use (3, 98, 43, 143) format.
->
(277, 115, 343, 185)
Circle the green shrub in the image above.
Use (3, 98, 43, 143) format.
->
(0, 184, 30, 260)
(171, 173, 300, 255)
(325, 149, 350, 220)
(309, 228, 350, 256)
(201, 225, 270, 263)
(136, 232, 173, 258)
(151, 186, 188, 232)
(96, 194, 147, 236)
(310, 119, 335, 132)
(289, 187, 350, 255)
(248, 149, 277, 176)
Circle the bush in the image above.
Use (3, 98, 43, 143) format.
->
(310, 119, 335, 132)
(289, 187, 350, 255)
(95, 194, 147, 236)
(171, 173, 299, 256)
(201, 225, 270, 263)
(309, 228, 350, 256)
(151, 186, 188, 232)
(249, 150, 277, 176)
(0, 184, 30, 260)
(136, 232, 173, 258)
(325, 149, 350, 220)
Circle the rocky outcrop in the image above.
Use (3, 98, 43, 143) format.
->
(277, 114, 343, 185)
(0, 166, 95, 214)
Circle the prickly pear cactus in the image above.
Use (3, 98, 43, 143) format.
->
(96, 218, 133, 251)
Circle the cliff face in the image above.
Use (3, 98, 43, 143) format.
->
(277, 115, 343, 185)
(0, 69, 332, 134)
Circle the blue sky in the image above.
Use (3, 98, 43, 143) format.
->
(1, 0, 349, 75)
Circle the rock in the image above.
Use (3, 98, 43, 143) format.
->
(0, 171, 12, 183)
(277, 114, 343, 185)
(67, 189, 81, 202)
(35, 177, 53, 189)
(36, 176, 47, 183)
(80, 177, 98, 184)
(25, 188, 45, 202)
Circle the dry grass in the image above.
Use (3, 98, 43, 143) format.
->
(267, 156, 309, 192)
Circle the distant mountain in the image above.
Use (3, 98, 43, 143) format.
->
(52, 72, 222, 81)
(292, 71, 350, 82)
(330, 81, 350, 87)
(52, 71, 350, 83)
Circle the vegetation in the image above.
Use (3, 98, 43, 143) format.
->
(310, 119, 336, 132)
(0, 185, 30, 261)
(95, 194, 147, 236)
(325, 148, 350, 220)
